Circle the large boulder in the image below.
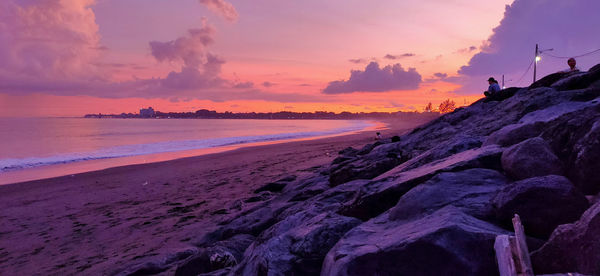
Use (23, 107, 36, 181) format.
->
(254, 175, 296, 193)
(552, 65, 600, 91)
(518, 101, 597, 125)
(339, 145, 504, 220)
(328, 144, 406, 186)
(539, 102, 600, 194)
(328, 157, 402, 187)
(202, 201, 292, 243)
(529, 72, 569, 89)
(568, 120, 600, 194)
(175, 234, 254, 276)
(398, 134, 483, 172)
(484, 122, 546, 147)
(389, 168, 508, 221)
(232, 212, 361, 276)
(531, 202, 600, 275)
(322, 206, 507, 276)
(492, 175, 589, 239)
(501, 137, 564, 180)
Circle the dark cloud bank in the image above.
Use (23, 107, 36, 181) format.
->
(454, 0, 600, 93)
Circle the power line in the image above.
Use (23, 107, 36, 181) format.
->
(541, 47, 600, 59)
(512, 58, 535, 86)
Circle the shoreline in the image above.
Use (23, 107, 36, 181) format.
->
(0, 118, 427, 275)
(0, 120, 384, 186)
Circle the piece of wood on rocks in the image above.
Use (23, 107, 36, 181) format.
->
(512, 214, 534, 276)
(494, 235, 517, 276)
(495, 214, 536, 276)
(537, 272, 591, 276)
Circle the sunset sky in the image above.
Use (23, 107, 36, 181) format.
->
(1, 0, 599, 117)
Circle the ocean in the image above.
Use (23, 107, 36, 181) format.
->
(0, 118, 376, 184)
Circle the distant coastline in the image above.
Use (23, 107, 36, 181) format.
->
(84, 107, 441, 120)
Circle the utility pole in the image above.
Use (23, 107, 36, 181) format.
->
(533, 44, 539, 83)
(533, 44, 553, 83)
(502, 74, 505, 89)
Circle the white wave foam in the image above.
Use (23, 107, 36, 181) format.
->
(0, 121, 373, 172)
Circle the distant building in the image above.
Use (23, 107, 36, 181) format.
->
(140, 107, 155, 118)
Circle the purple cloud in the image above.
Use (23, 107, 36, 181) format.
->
(149, 20, 215, 67)
(424, 72, 449, 83)
(198, 0, 239, 22)
(160, 54, 225, 90)
(349, 58, 366, 64)
(387, 101, 405, 108)
(149, 20, 226, 90)
(322, 62, 421, 94)
(458, 0, 600, 88)
(262, 81, 275, 87)
(0, 0, 104, 82)
(384, 53, 415, 60)
(233, 81, 254, 89)
(433, 73, 448, 79)
(455, 46, 478, 54)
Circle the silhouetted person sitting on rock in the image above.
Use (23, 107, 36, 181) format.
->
(483, 77, 501, 97)
(563, 58, 580, 73)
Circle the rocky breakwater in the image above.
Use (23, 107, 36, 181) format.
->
(120, 63, 600, 276)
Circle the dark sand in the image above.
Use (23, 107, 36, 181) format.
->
(0, 120, 424, 275)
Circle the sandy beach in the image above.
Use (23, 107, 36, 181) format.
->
(0, 119, 424, 275)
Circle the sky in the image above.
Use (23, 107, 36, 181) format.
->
(1, 0, 599, 117)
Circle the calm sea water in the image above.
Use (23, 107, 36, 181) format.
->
(0, 118, 375, 184)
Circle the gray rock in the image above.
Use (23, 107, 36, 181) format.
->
(338, 147, 359, 156)
(254, 175, 297, 193)
(398, 135, 483, 172)
(328, 146, 405, 186)
(529, 72, 569, 89)
(368, 141, 403, 157)
(518, 101, 597, 125)
(552, 66, 600, 91)
(539, 102, 600, 194)
(531, 202, 600, 275)
(389, 168, 508, 221)
(492, 175, 589, 239)
(175, 235, 254, 276)
(569, 120, 600, 194)
(244, 191, 272, 203)
(322, 206, 507, 276)
(339, 145, 504, 220)
(501, 137, 563, 180)
(356, 141, 383, 155)
(233, 212, 361, 276)
(484, 122, 546, 147)
(213, 202, 292, 241)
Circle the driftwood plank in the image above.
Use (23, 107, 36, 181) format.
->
(512, 214, 534, 276)
(494, 235, 518, 276)
(537, 272, 591, 276)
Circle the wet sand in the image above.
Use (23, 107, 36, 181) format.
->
(0, 119, 425, 275)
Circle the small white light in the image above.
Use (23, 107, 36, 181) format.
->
(535, 56, 541, 62)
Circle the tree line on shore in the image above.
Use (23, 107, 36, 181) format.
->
(83, 106, 454, 120)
